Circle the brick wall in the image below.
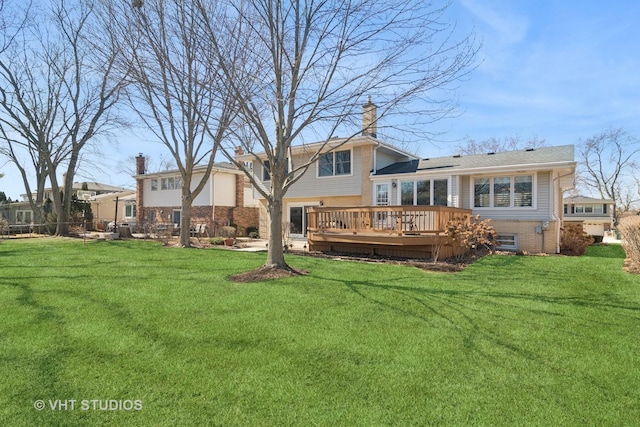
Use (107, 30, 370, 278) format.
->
(491, 219, 559, 254)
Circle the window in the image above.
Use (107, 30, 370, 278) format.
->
(474, 178, 490, 207)
(262, 161, 271, 181)
(514, 176, 533, 207)
(473, 175, 534, 208)
(149, 210, 156, 223)
(172, 210, 181, 226)
(494, 177, 511, 207)
(401, 181, 414, 205)
(399, 179, 448, 206)
(433, 179, 448, 206)
(125, 203, 136, 218)
(16, 211, 32, 223)
(319, 149, 351, 177)
(376, 183, 389, 206)
(416, 180, 430, 205)
(496, 234, 517, 250)
(157, 176, 182, 190)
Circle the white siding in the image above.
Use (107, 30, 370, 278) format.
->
(376, 150, 399, 170)
(144, 178, 181, 207)
(213, 173, 236, 206)
(284, 146, 363, 198)
(143, 170, 238, 207)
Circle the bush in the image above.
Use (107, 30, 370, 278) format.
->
(248, 231, 259, 239)
(443, 215, 497, 261)
(618, 217, 640, 270)
(560, 224, 594, 256)
(592, 235, 604, 244)
(217, 226, 237, 238)
(246, 226, 259, 236)
(209, 237, 225, 245)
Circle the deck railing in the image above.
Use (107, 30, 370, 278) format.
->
(307, 205, 472, 236)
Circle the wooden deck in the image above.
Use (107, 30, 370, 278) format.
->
(307, 205, 472, 259)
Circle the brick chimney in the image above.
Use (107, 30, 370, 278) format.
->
(362, 96, 377, 138)
(135, 154, 146, 175)
(135, 154, 145, 226)
(234, 146, 244, 157)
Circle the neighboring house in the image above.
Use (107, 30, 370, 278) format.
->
(90, 190, 137, 229)
(133, 155, 259, 236)
(563, 195, 615, 237)
(9, 181, 131, 226)
(236, 101, 576, 254)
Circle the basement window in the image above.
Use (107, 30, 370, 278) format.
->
(496, 234, 517, 250)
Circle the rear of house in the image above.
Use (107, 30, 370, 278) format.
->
(370, 146, 576, 253)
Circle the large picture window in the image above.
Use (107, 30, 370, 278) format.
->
(319, 149, 351, 177)
(400, 179, 448, 206)
(474, 175, 534, 208)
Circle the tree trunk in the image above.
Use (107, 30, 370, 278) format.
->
(179, 189, 193, 247)
(265, 194, 289, 270)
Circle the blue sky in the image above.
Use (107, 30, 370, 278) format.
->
(1, 0, 639, 200)
(428, 0, 640, 154)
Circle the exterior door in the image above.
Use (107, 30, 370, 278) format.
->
(289, 206, 305, 237)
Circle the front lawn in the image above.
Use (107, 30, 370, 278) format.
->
(0, 239, 638, 426)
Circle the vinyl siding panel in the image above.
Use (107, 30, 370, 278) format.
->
(284, 146, 364, 198)
(143, 171, 238, 207)
(376, 150, 399, 170)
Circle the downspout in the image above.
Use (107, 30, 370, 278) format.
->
(552, 169, 576, 253)
(210, 170, 217, 233)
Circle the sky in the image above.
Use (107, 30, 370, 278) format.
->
(1, 0, 639, 200)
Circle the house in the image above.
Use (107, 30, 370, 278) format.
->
(236, 99, 416, 239)
(89, 190, 137, 230)
(7, 181, 131, 228)
(236, 100, 576, 255)
(369, 145, 576, 254)
(563, 195, 615, 237)
(133, 155, 259, 236)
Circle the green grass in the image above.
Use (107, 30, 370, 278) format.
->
(1, 239, 639, 426)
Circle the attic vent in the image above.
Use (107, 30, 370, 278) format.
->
(487, 152, 495, 155)
(526, 148, 535, 152)
(453, 154, 461, 158)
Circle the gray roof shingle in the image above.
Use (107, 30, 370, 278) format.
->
(375, 145, 574, 175)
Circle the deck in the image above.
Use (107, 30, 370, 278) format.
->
(306, 205, 472, 259)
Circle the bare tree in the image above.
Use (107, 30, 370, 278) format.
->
(200, 0, 479, 271)
(578, 128, 640, 223)
(454, 135, 546, 156)
(111, 0, 235, 247)
(0, 0, 127, 235)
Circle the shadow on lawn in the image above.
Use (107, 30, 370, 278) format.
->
(323, 266, 640, 364)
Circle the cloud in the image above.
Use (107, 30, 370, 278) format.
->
(459, 0, 529, 44)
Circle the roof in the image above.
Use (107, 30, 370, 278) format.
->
(92, 191, 136, 201)
(564, 195, 615, 204)
(235, 135, 417, 161)
(133, 162, 240, 179)
(71, 182, 131, 192)
(376, 145, 575, 176)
